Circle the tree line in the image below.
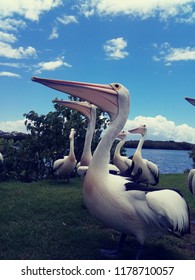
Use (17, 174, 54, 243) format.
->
(125, 140, 194, 150)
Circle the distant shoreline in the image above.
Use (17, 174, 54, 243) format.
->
(124, 140, 194, 150)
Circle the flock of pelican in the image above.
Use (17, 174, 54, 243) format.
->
(30, 76, 193, 259)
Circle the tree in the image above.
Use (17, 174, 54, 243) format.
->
(0, 97, 108, 182)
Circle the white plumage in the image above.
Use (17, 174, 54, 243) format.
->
(185, 96, 195, 198)
(0, 153, 3, 163)
(128, 125, 159, 186)
(187, 169, 195, 197)
(113, 130, 132, 173)
(53, 128, 77, 181)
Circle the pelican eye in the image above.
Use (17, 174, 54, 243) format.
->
(112, 83, 121, 90)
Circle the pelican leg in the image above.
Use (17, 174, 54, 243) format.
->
(100, 233, 127, 258)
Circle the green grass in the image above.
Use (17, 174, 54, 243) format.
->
(0, 174, 195, 260)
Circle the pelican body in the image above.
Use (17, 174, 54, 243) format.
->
(32, 76, 190, 259)
(128, 125, 159, 186)
(53, 128, 77, 182)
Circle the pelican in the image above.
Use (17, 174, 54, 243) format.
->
(113, 130, 133, 173)
(53, 128, 77, 182)
(53, 99, 120, 176)
(128, 125, 159, 186)
(185, 96, 195, 197)
(53, 100, 96, 176)
(32, 76, 190, 259)
(187, 169, 195, 197)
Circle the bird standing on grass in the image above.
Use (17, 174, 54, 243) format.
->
(32, 76, 190, 259)
(113, 130, 133, 173)
(53, 100, 96, 176)
(53, 99, 119, 176)
(128, 125, 159, 186)
(53, 128, 77, 182)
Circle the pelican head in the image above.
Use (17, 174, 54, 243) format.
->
(117, 130, 127, 140)
(129, 125, 146, 136)
(53, 99, 94, 121)
(32, 77, 129, 121)
(69, 128, 76, 140)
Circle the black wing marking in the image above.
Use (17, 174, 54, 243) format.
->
(120, 161, 143, 183)
(146, 162, 159, 185)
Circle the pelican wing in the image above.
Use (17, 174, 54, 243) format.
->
(53, 157, 68, 171)
(146, 189, 190, 235)
(145, 160, 159, 185)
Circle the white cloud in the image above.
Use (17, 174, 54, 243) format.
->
(0, 42, 37, 59)
(0, 119, 27, 133)
(49, 26, 59, 40)
(153, 42, 195, 64)
(124, 115, 195, 143)
(57, 15, 79, 25)
(0, 71, 21, 78)
(0, 0, 62, 21)
(0, 62, 25, 68)
(0, 18, 27, 31)
(0, 31, 17, 43)
(78, 0, 195, 23)
(34, 57, 72, 73)
(2, 115, 195, 143)
(166, 47, 195, 61)
(103, 37, 128, 60)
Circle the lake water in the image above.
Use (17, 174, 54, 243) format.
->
(126, 148, 193, 174)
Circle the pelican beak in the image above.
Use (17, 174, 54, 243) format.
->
(53, 99, 92, 120)
(129, 125, 146, 136)
(116, 130, 127, 140)
(185, 97, 195, 106)
(32, 77, 118, 120)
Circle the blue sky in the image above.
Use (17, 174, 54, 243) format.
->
(1, 0, 195, 143)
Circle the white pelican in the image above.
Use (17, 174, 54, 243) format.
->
(53, 100, 96, 176)
(53, 128, 77, 182)
(185, 96, 195, 197)
(187, 169, 195, 197)
(128, 125, 159, 186)
(32, 77, 190, 259)
(113, 130, 133, 173)
(53, 99, 120, 176)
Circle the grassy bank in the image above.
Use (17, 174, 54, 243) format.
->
(0, 174, 195, 260)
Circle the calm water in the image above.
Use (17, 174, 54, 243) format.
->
(126, 148, 193, 174)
